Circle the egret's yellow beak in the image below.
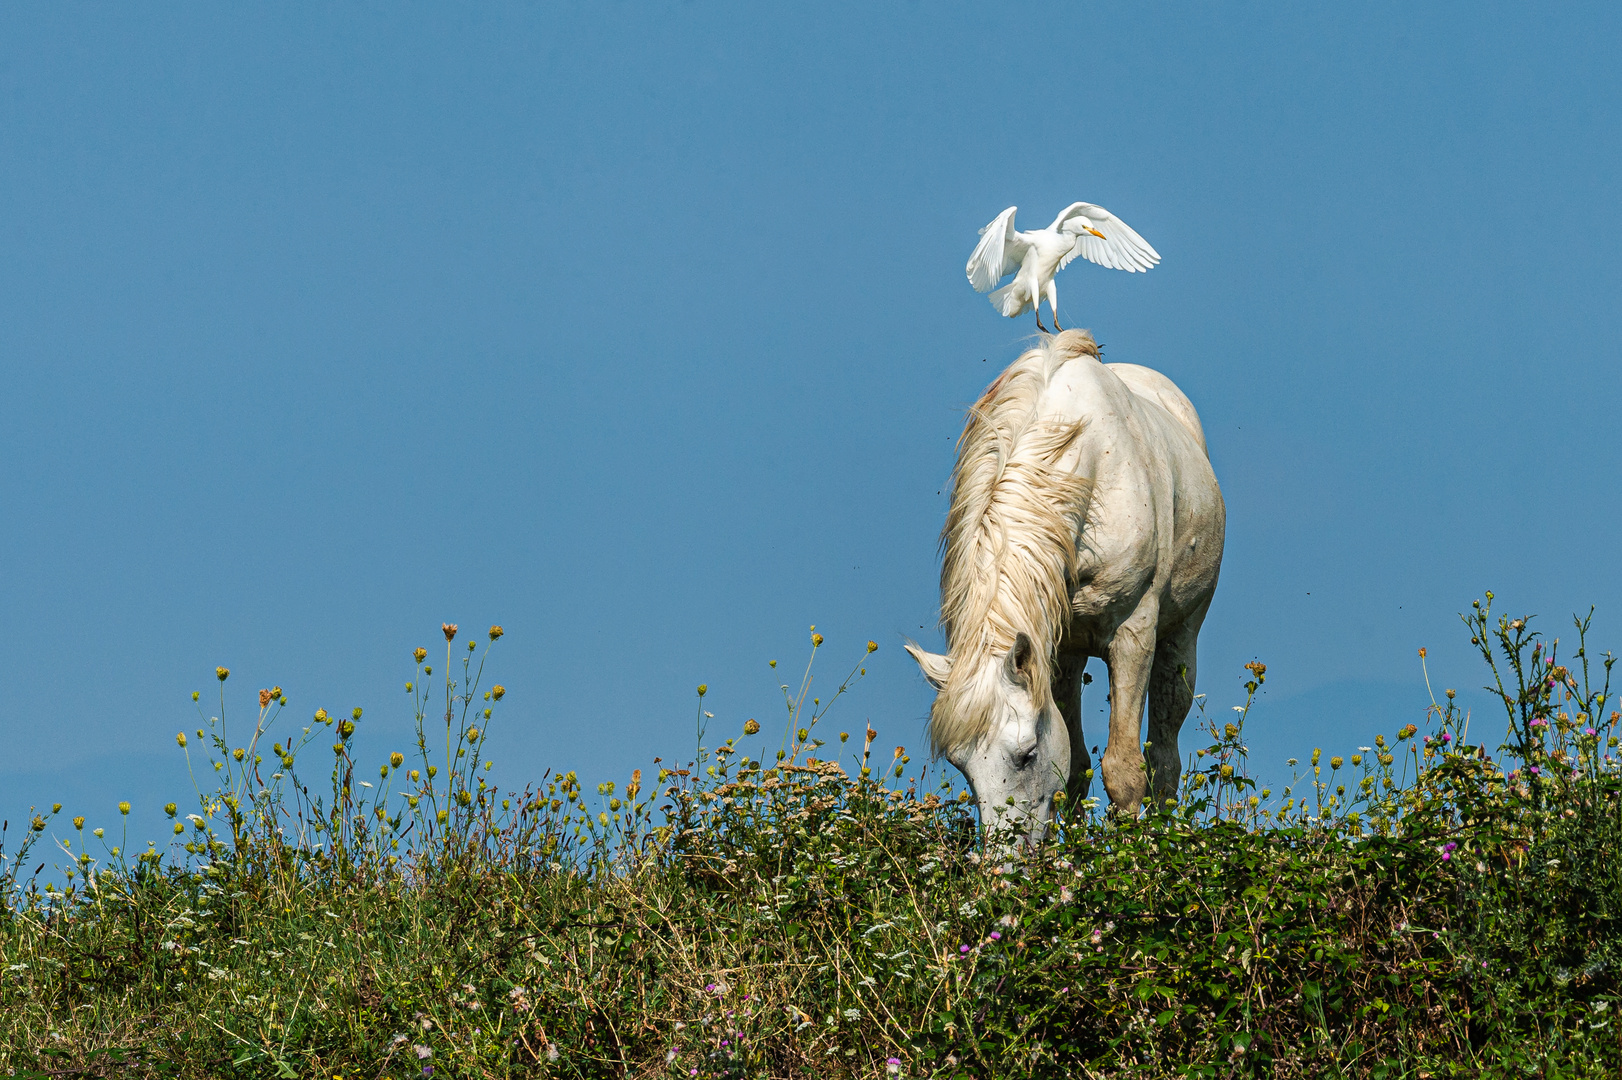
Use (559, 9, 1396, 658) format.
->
(1088, 228, 1106, 238)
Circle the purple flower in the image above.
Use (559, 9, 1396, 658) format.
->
(989, 931, 1001, 941)
(1530, 766, 1540, 775)
(1441, 732, 1452, 744)
(960, 944, 970, 954)
(1441, 851, 1451, 861)
(1444, 841, 1456, 852)
(422, 1069, 433, 1078)
(1586, 727, 1598, 737)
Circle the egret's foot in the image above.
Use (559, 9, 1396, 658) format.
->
(1035, 319, 1049, 334)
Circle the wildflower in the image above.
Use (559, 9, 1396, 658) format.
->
(1440, 732, 1452, 744)
(811, 632, 823, 647)
(888, 1059, 902, 1074)
(696, 684, 707, 697)
(118, 802, 130, 816)
(414, 1045, 432, 1059)
(867, 640, 878, 653)
(1586, 727, 1598, 737)
(390, 752, 404, 768)
(989, 931, 1002, 940)
(176, 732, 187, 748)
(442, 623, 458, 642)
(960, 944, 971, 954)
(489, 625, 504, 640)
(547, 1045, 559, 1062)
(1330, 756, 1343, 770)
(414, 647, 428, 663)
(315, 708, 329, 723)
(164, 803, 177, 817)
(216, 667, 229, 681)
(491, 685, 505, 700)
(258, 689, 273, 708)
(1531, 717, 1548, 729)
(743, 718, 760, 735)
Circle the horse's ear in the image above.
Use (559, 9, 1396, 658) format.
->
(1003, 632, 1036, 688)
(905, 642, 952, 691)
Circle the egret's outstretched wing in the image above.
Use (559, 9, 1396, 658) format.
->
(966, 206, 1026, 293)
(1053, 202, 1161, 274)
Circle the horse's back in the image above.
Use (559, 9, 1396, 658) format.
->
(1105, 363, 1208, 457)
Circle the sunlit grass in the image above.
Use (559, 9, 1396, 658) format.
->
(1, 596, 1619, 1078)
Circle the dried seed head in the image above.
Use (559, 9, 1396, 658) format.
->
(442, 623, 458, 642)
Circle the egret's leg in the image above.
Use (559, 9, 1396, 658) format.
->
(1033, 283, 1049, 334)
(1046, 280, 1063, 331)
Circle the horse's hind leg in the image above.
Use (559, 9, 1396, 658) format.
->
(1146, 622, 1201, 809)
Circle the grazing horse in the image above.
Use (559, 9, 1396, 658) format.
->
(906, 331, 1224, 844)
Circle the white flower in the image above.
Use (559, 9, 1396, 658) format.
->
(413, 1045, 431, 1059)
(547, 1044, 560, 1062)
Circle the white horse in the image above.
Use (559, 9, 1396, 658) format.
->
(907, 331, 1224, 844)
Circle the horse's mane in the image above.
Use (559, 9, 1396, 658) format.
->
(930, 331, 1098, 757)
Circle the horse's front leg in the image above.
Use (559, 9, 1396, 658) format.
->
(1053, 652, 1091, 811)
(1102, 603, 1159, 814)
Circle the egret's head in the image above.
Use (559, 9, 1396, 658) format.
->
(907, 632, 1071, 849)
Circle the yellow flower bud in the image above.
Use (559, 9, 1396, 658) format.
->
(352, 707, 363, 721)
(414, 647, 427, 663)
(216, 667, 229, 682)
(314, 708, 329, 724)
(1330, 757, 1344, 770)
(489, 625, 504, 640)
(491, 685, 505, 701)
(743, 719, 760, 736)
(118, 802, 131, 816)
(409, 769, 420, 782)
(191, 691, 200, 702)
(173, 822, 184, 835)
(811, 633, 824, 647)
(390, 752, 404, 768)
(72, 816, 84, 830)
(176, 732, 187, 748)
(233, 748, 245, 761)
(867, 641, 878, 653)
(696, 684, 707, 697)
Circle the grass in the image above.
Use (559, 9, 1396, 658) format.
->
(1, 596, 1620, 1078)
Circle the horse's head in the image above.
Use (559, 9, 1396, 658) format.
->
(907, 631, 1072, 849)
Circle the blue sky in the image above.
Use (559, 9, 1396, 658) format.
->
(3, 4, 1619, 848)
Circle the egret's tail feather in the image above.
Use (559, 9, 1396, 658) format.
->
(990, 280, 1032, 318)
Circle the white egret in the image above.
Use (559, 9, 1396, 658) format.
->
(966, 203, 1160, 332)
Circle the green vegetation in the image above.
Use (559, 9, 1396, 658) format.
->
(2, 597, 1621, 1078)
